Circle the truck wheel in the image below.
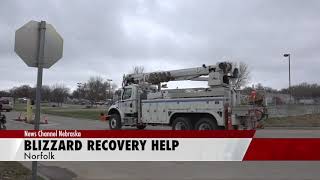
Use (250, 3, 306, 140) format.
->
(195, 117, 218, 130)
(137, 124, 146, 130)
(109, 114, 122, 130)
(172, 117, 192, 130)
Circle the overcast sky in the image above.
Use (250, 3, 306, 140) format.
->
(1, 0, 320, 91)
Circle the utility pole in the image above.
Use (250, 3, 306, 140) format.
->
(283, 53, 292, 103)
(77, 82, 82, 99)
(107, 79, 112, 100)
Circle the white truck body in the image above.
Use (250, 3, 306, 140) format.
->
(141, 96, 232, 125)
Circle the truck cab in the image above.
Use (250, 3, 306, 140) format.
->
(118, 85, 139, 116)
(108, 85, 140, 129)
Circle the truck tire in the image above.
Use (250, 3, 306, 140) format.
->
(109, 114, 122, 130)
(195, 117, 218, 130)
(137, 124, 146, 130)
(172, 117, 193, 130)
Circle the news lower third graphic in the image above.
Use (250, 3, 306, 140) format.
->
(0, 130, 320, 161)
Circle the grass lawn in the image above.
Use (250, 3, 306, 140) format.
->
(42, 108, 105, 120)
(0, 162, 44, 180)
(14, 103, 107, 120)
(266, 114, 320, 127)
(13, 103, 28, 112)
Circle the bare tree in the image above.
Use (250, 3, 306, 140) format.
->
(132, 66, 145, 74)
(50, 84, 70, 106)
(71, 89, 80, 99)
(0, 91, 11, 97)
(86, 76, 109, 105)
(233, 62, 250, 89)
(77, 83, 87, 100)
(281, 82, 320, 99)
(10, 85, 33, 99)
(41, 85, 51, 102)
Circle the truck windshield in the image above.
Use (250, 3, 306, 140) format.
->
(122, 88, 132, 100)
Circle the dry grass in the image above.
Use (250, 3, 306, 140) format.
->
(266, 114, 320, 127)
(14, 103, 107, 120)
(0, 162, 44, 180)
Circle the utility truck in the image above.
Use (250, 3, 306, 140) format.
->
(107, 62, 267, 130)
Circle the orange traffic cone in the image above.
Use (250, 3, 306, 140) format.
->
(100, 113, 107, 121)
(227, 117, 234, 130)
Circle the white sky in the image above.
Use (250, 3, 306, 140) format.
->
(1, 0, 320, 91)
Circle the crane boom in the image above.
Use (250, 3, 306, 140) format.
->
(123, 62, 238, 87)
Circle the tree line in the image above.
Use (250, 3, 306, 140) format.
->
(0, 76, 117, 106)
(281, 83, 320, 99)
(1, 63, 319, 105)
(241, 82, 320, 99)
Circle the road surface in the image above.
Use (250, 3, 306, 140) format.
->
(2, 111, 320, 180)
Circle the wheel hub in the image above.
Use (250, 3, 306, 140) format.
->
(198, 123, 211, 130)
(110, 118, 117, 128)
(175, 122, 187, 130)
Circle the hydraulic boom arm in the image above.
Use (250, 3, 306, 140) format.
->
(123, 62, 239, 87)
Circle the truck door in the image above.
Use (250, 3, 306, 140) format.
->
(121, 87, 137, 115)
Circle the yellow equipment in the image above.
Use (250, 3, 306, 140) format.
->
(26, 99, 33, 123)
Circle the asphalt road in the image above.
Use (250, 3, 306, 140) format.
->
(2, 111, 320, 180)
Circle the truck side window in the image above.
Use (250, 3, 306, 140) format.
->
(122, 88, 132, 100)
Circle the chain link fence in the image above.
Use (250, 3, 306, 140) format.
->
(268, 104, 320, 118)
